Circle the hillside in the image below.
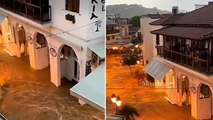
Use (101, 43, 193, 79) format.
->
(107, 4, 170, 18)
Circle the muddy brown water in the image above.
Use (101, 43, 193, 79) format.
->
(0, 49, 104, 120)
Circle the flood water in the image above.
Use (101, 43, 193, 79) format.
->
(0, 49, 104, 120)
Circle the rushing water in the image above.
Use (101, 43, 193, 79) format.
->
(0, 49, 104, 120)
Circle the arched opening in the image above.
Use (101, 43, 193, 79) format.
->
(199, 84, 212, 99)
(35, 33, 47, 48)
(197, 83, 212, 119)
(1, 18, 12, 51)
(59, 45, 79, 86)
(180, 75, 190, 106)
(16, 24, 28, 57)
(164, 70, 175, 104)
(34, 32, 49, 69)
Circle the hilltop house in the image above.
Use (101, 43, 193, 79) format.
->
(145, 2, 213, 119)
(0, 0, 105, 112)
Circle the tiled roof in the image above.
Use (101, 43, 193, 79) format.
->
(174, 4, 213, 25)
(142, 14, 171, 19)
(150, 14, 184, 25)
(151, 26, 213, 40)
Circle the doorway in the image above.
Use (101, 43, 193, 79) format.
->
(59, 45, 79, 85)
(17, 24, 28, 57)
(181, 75, 190, 106)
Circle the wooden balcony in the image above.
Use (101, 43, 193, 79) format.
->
(0, 0, 51, 23)
(156, 46, 213, 74)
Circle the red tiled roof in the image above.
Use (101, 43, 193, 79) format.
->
(151, 26, 213, 40)
(150, 14, 184, 25)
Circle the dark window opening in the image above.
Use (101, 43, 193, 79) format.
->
(66, 0, 80, 13)
(74, 60, 78, 78)
(36, 33, 47, 49)
(200, 84, 212, 99)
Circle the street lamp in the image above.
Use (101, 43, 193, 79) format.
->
(115, 96, 122, 107)
(111, 93, 122, 114)
(111, 93, 117, 103)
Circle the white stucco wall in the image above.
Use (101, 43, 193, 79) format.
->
(0, 1, 105, 88)
(49, 0, 105, 41)
(156, 57, 213, 119)
(140, 17, 162, 64)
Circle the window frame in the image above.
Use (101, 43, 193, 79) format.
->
(65, 0, 80, 13)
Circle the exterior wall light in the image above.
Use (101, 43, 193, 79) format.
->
(111, 93, 122, 114)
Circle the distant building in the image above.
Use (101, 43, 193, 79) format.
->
(140, 13, 171, 65)
(146, 2, 213, 119)
(106, 13, 132, 53)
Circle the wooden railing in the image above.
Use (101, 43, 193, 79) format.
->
(0, 0, 51, 23)
(156, 46, 213, 74)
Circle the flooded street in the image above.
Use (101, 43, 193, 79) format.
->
(106, 54, 194, 120)
(0, 48, 104, 120)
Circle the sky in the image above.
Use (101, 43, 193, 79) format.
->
(107, 0, 211, 12)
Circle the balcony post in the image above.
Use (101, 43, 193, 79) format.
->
(207, 39, 210, 73)
(192, 40, 195, 69)
(156, 34, 159, 55)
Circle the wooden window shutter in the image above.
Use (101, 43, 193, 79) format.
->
(73, 0, 79, 13)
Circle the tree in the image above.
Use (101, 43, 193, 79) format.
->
(130, 16, 141, 27)
(117, 104, 139, 120)
(121, 47, 142, 71)
(131, 36, 142, 45)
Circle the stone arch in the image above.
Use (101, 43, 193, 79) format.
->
(57, 44, 80, 86)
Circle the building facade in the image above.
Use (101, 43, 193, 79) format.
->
(0, 0, 105, 111)
(145, 2, 213, 119)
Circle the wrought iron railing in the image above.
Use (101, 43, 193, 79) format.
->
(0, 0, 51, 23)
(156, 46, 213, 74)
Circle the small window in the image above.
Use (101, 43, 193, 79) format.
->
(112, 35, 115, 40)
(107, 36, 110, 41)
(66, 0, 79, 13)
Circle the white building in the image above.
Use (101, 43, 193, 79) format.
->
(144, 2, 213, 119)
(140, 14, 166, 65)
(0, 0, 105, 112)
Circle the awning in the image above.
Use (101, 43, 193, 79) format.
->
(0, 13, 5, 23)
(70, 63, 105, 112)
(88, 41, 105, 58)
(151, 26, 213, 40)
(144, 59, 171, 80)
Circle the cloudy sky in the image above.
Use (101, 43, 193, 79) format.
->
(107, 0, 211, 11)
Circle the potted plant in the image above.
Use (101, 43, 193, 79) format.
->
(117, 104, 139, 120)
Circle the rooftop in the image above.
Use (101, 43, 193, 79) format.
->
(151, 26, 213, 40)
(150, 14, 184, 25)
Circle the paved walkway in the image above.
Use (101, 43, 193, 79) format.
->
(106, 54, 195, 120)
(0, 48, 104, 120)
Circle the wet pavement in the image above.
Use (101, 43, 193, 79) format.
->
(106, 54, 195, 120)
(0, 48, 104, 120)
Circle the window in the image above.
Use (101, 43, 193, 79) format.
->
(66, 0, 79, 13)
(107, 36, 110, 41)
(112, 35, 115, 40)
